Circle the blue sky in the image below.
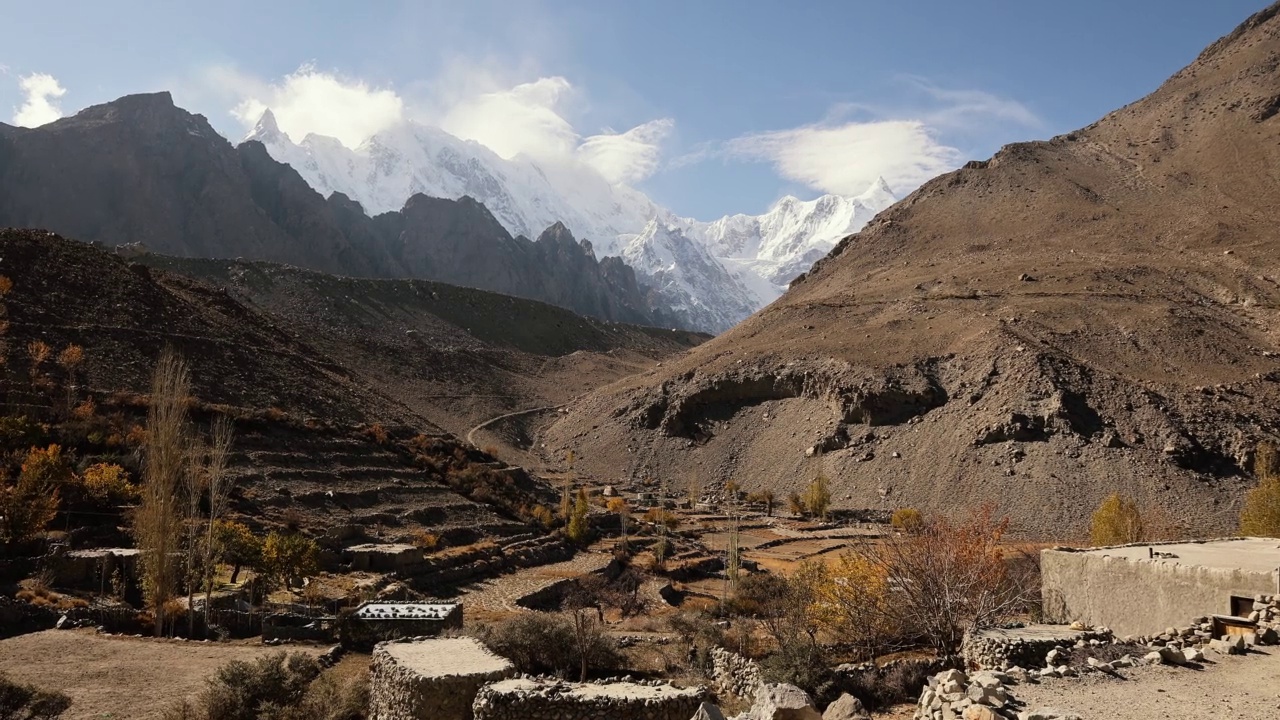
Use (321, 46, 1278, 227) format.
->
(1, 0, 1269, 219)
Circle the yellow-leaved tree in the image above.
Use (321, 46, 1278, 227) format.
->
(1089, 493, 1145, 546)
(1241, 442, 1280, 537)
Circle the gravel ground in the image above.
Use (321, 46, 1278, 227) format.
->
(0, 630, 321, 720)
(1014, 648, 1280, 719)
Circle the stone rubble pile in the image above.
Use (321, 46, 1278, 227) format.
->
(912, 669, 1079, 720)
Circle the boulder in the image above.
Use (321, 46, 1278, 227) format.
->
(1157, 646, 1185, 665)
(692, 702, 727, 720)
(963, 706, 1000, 720)
(749, 683, 822, 720)
(821, 693, 869, 720)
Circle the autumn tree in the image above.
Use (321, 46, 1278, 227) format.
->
(566, 487, 590, 545)
(1089, 493, 1146, 546)
(262, 531, 320, 591)
(1241, 442, 1280, 537)
(0, 466, 60, 544)
(606, 497, 630, 545)
(803, 474, 832, 520)
(857, 506, 1037, 653)
(748, 489, 776, 516)
(57, 344, 85, 412)
(814, 552, 898, 659)
(214, 520, 262, 584)
(82, 462, 138, 503)
(134, 348, 191, 636)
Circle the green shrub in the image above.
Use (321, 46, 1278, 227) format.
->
(166, 652, 320, 720)
(478, 613, 620, 678)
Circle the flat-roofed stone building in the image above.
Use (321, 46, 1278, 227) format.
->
(369, 636, 513, 720)
(1041, 537, 1280, 636)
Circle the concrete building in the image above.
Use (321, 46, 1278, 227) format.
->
(1041, 537, 1280, 636)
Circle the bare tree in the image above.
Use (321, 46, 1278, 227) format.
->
(203, 417, 234, 626)
(856, 505, 1038, 653)
(134, 348, 190, 636)
(182, 435, 206, 638)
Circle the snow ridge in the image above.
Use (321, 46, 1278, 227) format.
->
(244, 113, 895, 333)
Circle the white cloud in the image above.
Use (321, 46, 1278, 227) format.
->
(13, 72, 66, 127)
(212, 64, 674, 185)
(708, 83, 1042, 197)
(577, 119, 674, 184)
(222, 64, 404, 148)
(726, 120, 961, 196)
(439, 76, 579, 160)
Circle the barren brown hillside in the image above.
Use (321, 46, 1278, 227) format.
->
(544, 3, 1280, 537)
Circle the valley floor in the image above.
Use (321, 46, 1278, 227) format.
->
(0, 629, 324, 720)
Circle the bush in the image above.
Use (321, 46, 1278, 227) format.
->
(759, 636, 834, 706)
(479, 613, 620, 678)
(166, 652, 322, 720)
(409, 530, 440, 551)
(890, 507, 924, 533)
(82, 463, 139, 503)
(0, 415, 44, 447)
(0, 671, 72, 719)
(1089, 493, 1145, 546)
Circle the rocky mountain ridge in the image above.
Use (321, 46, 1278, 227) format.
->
(246, 113, 896, 331)
(540, 2, 1280, 537)
(0, 94, 670, 328)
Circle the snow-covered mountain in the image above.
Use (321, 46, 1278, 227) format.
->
(244, 111, 894, 333)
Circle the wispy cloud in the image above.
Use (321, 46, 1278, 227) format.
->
(203, 64, 674, 186)
(725, 120, 961, 196)
(12, 72, 66, 127)
(681, 81, 1042, 196)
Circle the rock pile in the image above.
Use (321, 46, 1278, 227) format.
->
(914, 669, 1015, 720)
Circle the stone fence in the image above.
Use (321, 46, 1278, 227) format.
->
(472, 677, 707, 720)
(708, 647, 762, 699)
(961, 625, 1112, 670)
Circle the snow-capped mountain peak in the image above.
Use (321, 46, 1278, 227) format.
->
(243, 109, 896, 333)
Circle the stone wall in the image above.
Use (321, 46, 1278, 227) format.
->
(368, 637, 514, 720)
(961, 626, 1112, 670)
(708, 647, 762, 699)
(1041, 543, 1280, 636)
(472, 677, 708, 720)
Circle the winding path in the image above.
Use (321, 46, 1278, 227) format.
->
(466, 404, 565, 446)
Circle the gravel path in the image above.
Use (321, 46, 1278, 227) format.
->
(457, 551, 613, 614)
(1014, 648, 1280, 719)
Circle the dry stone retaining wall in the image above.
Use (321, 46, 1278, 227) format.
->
(368, 637, 515, 720)
(472, 677, 708, 720)
(961, 626, 1112, 670)
(708, 647, 762, 699)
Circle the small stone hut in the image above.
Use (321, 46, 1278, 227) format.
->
(341, 601, 462, 649)
(368, 636, 514, 720)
